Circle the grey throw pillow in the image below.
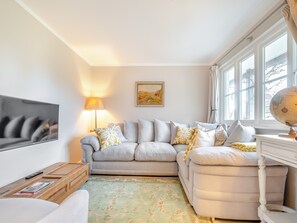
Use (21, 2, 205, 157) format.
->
(224, 123, 255, 146)
(4, 116, 25, 138)
(21, 116, 39, 139)
(31, 120, 50, 142)
(0, 116, 10, 137)
(226, 120, 241, 136)
(124, 121, 138, 143)
(154, 119, 171, 143)
(138, 119, 154, 143)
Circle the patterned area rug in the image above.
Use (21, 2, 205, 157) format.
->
(80, 175, 211, 223)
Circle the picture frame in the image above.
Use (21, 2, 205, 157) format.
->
(135, 81, 164, 107)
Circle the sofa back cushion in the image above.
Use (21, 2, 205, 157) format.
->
(4, 116, 25, 138)
(154, 119, 171, 143)
(138, 119, 154, 143)
(194, 121, 218, 131)
(21, 117, 39, 139)
(124, 121, 138, 143)
(0, 116, 10, 138)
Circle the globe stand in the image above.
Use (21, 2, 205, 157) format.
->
(278, 126, 297, 138)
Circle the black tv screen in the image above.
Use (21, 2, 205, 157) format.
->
(0, 95, 59, 152)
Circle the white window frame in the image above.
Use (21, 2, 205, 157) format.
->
(238, 52, 256, 122)
(221, 65, 236, 121)
(219, 19, 297, 129)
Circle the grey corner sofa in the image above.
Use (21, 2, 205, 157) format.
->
(80, 119, 288, 221)
(80, 120, 186, 176)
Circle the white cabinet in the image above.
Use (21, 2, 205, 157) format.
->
(256, 135, 297, 223)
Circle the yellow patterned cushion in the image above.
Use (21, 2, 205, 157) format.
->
(95, 126, 121, 150)
(172, 126, 196, 145)
(231, 142, 256, 152)
(183, 128, 199, 160)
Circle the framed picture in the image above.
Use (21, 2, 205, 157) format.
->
(135, 81, 164, 107)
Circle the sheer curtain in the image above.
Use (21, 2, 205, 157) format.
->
(282, 0, 297, 43)
(207, 65, 219, 123)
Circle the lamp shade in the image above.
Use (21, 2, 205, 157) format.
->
(84, 97, 104, 110)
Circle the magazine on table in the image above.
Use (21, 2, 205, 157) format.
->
(15, 181, 53, 195)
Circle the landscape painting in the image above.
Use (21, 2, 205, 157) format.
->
(135, 81, 164, 107)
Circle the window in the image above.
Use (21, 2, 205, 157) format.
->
(223, 67, 235, 120)
(219, 20, 296, 127)
(263, 34, 288, 120)
(240, 55, 255, 120)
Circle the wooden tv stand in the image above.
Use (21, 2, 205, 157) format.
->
(0, 162, 88, 203)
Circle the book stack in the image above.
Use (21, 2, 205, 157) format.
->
(15, 181, 52, 195)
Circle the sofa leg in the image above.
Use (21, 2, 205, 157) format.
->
(197, 215, 215, 222)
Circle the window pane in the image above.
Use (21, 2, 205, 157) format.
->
(224, 94, 235, 120)
(240, 55, 255, 120)
(264, 34, 287, 82)
(225, 68, 235, 95)
(264, 78, 287, 120)
(263, 34, 288, 120)
(224, 67, 235, 120)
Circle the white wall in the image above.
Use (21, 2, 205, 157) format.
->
(0, 0, 91, 187)
(91, 66, 209, 125)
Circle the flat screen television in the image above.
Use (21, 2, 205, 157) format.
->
(0, 95, 59, 152)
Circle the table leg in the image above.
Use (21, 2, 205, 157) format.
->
(258, 154, 267, 223)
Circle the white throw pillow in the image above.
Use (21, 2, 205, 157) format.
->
(154, 119, 171, 143)
(194, 121, 218, 131)
(170, 121, 189, 144)
(124, 121, 138, 142)
(192, 129, 216, 147)
(224, 123, 255, 146)
(138, 119, 154, 143)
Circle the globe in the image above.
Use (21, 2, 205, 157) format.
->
(270, 87, 297, 135)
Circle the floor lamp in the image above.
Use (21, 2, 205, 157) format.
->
(84, 97, 105, 130)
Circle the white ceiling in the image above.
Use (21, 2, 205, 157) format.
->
(17, 0, 279, 66)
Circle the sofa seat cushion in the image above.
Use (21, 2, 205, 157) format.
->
(173, 144, 188, 153)
(93, 143, 137, 161)
(177, 151, 189, 180)
(135, 142, 177, 161)
(189, 146, 281, 166)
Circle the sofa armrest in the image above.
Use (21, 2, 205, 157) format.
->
(37, 190, 89, 223)
(81, 144, 94, 171)
(80, 135, 100, 151)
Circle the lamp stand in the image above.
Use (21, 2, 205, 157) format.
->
(94, 110, 98, 129)
(278, 126, 297, 138)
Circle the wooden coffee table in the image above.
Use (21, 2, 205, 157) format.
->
(0, 162, 88, 203)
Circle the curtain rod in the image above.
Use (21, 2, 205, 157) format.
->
(215, 1, 287, 65)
